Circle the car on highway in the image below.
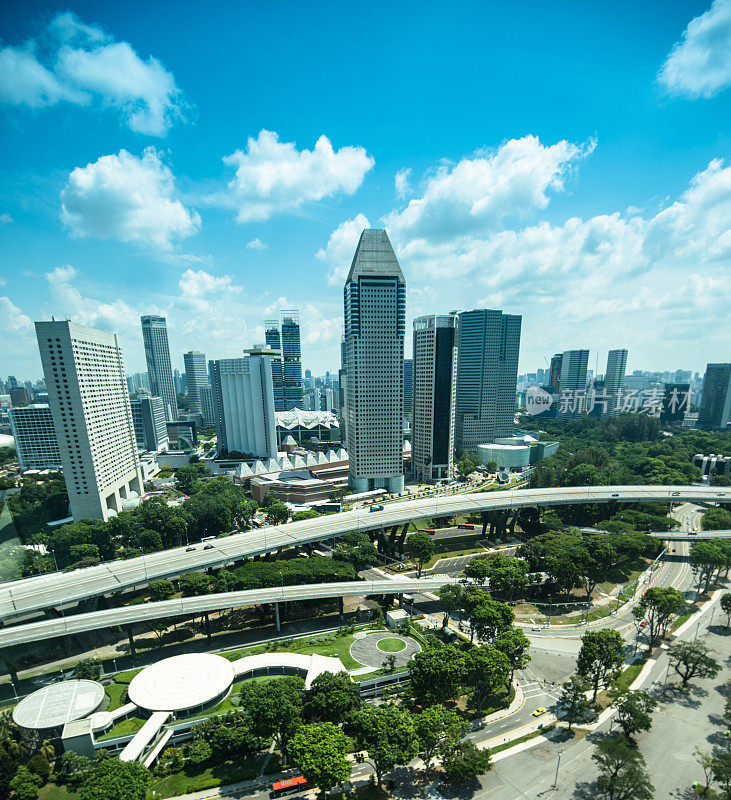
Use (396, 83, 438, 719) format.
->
(532, 707, 547, 716)
(203, 544, 214, 550)
(611, 493, 619, 497)
(639, 619, 648, 628)
(186, 546, 196, 551)
(671, 491, 680, 496)
(718, 493, 726, 497)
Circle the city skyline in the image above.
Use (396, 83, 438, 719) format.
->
(1, 2, 730, 378)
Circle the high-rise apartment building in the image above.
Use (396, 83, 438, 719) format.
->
(604, 348, 628, 415)
(8, 404, 63, 471)
(10, 387, 31, 406)
(557, 349, 589, 418)
(199, 384, 216, 426)
(183, 351, 208, 414)
(130, 396, 169, 452)
(209, 346, 278, 458)
(141, 315, 178, 422)
(403, 359, 414, 423)
(343, 229, 405, 493)
(698, 363, 731, 430)
(281, 310, 304, 410)
(548, 354, 563, 390)
(412, 315, 458, 483)
(660, 383, 690, 425)
(36, 320, 142, 521)
(454, 308, 522, 453)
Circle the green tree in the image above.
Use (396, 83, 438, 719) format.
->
(702, 507, 731, 531)
(148, 579, 175, 601)
(460, 585, 491, 643)
(494, 627, 531, 687)
(722, 593, 731, 628)
(186, 739, 212, 764)
(592, 736, 653, 800)
(438, 583, 463, 627)
(333, 531, 379, 570)
(712, 751, 731, 798)
(79, 759, 151, 800)
(174, 463, 209, 494)
(239, 676, 305, 761)
(465, 646, 510, 714)
(74, 658, 102, 680)
(441, 740, 492, 783)
(303, 672, 361, 723)
(577, 629, 625, 701)
(632, 587, 686, 646)
(614, 690, 657, 740)
(667, 639, 721, 687)
(266, 501, 291, 525)
(178, 571, 210, 596)
(408, 645, 466, 706)
(406, 531, 435, 577)
(558, 675, 592, 731)
(484, 555, 529, 599)
(690, 540, 726, 592)
(471, 598, 515, 644)
(464, 558, 490, 585)
(9, 767, 42, 800)
(288, 722, 351, 796)
(414, 706, 467, 777)
(347, 704, 419, 789)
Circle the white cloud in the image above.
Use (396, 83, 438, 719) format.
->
(0, 12, 186, 135)
(221, 130, 374, 222)
(316, 213, 371, 284)
(45, 265, 78, 284)
(0, 213, 12, 224)
(0, 297, 32, 333)
(384, 136, 594, 241)
(246, 238, 268, 250)
(178, 269, 241, 301)
(659, 0, 731, 99)
(394, 168, 411, 199)
(60, 148, 200, 250)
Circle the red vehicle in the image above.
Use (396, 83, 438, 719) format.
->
(271, 776, 309, 797)
(418, 528, 437, 535)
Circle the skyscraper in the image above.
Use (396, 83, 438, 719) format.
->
(698, 363, 731, 430)
(557, 349, 589, 418)
(604, 348, 628, 415)
(454, 309, 522, 453)
(36, 320, 142, 521)
(412, 314, 458, 483)
(209, 346, 278, 458)
(141, 315, 178, 422)
(8, 404, 63, 471)
(403, 359, 414, 423)
(548, 354, 562, 390)
(343, 229, 405, 493)
(130, 396, 169, 452)
(281, 310, 304, 410)
(265, 319, 285, 411)
(183, 351, 208, 414)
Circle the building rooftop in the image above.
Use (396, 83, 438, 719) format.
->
(275, 409, 340, 429)
(13, 680, 105, 731)
(346, 229, 404, 283)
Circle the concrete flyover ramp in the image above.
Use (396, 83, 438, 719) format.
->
(0, 576, 461, 648)
(0, 484, 727, 620)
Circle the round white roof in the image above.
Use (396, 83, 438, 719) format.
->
(128, 653, 235, 712)
(13, 680, 105, 730)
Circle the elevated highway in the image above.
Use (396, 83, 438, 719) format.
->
(1, 484, 728, 620)
(0, 577, 461, 648)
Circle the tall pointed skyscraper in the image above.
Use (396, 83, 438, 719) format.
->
(343, 229, 405, 493)
(141, 315, 178, 421)
(280, 310, 304, 410)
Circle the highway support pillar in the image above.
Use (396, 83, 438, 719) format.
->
(126, 627, 136, 656)
(203, 612, 211, 642)
(389, 525, 399, 542)
(0, 649, 19, 690)
(274, 602, 281, 632)
(481, 512, 489, 535)
(338, 596, 344, 621)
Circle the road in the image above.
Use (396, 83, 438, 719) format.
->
(1, 484, 727, 620)
(0, 576, 463, 647)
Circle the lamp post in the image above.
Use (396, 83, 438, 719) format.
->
(552, 750, 563, 790)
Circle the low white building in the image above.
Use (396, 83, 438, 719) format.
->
(8, 404, 62, 472)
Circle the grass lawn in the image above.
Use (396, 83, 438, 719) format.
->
(38, 784, 78, 800)
(104, 681, 128, 710)
(149, 753, 280, 799)
(612, 662, 644, 694)
(490, 723, 556, 754)
(293, 636, 364, 670)
(376, 637, 407, 653)
(96, 716, 146, 740)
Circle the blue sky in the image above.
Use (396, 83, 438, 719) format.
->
(1, 0, 730, 380)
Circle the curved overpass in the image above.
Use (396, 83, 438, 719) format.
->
(1, 484, 728, 620)
(0, 576, 461, 648)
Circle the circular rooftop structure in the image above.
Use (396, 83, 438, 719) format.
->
(128, 653, 235, 713)
(13, 680, 105, 732)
